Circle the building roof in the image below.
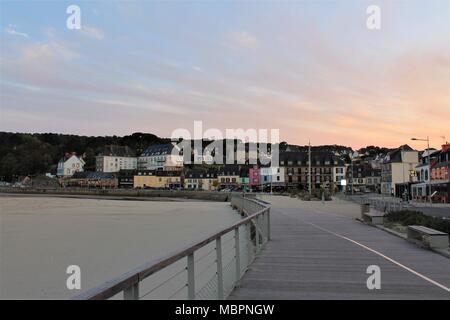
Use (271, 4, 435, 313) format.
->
(420, 148, 438, 158)
(141, 143, 177, 157)
(239, 169, 249, 178)
(71, 171, 117, 180)
(184, 169, 218, 179)
(217, 165, 245, 176)
(279, 151, 344, 166)
(136, 170, 181, 177)
(98, 145, 136, 157)
(382, 145, 416, 163)
(117, 169, 138, 177)
(58, 153, 84, 164)
(432, 161, 450, 169)
(349, 163, 381, 177)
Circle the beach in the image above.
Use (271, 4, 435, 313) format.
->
(0, 195, 240, 299)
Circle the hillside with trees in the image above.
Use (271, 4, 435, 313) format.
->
(0, 132, 392, 182)
(0, 132, 168, 181)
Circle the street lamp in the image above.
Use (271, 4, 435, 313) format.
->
(411, 137, 432, 204)
(349, 152, 354, 195)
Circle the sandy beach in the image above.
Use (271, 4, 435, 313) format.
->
(0, 195, 240, 299)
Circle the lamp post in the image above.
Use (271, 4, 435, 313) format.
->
(270, 167, 273, 195)
(308, 141, 312, 195)
(350, 152, 354, 195)
(411, 137, 432, 205)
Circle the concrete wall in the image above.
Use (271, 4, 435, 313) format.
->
(0, 188, 230, 201)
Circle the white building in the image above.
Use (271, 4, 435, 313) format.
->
(333, 165, 347, 190)
(57, 153, 85, 177)
(96, 145, 137, 173)
(381, 145, 419, 196)
(412, 149, 438, 200)
(260, 166, 285, 187)
(138, 143, 183, 171)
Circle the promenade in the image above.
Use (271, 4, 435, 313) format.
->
(343, 193, 450, 218)
(229, 195, 450, 300)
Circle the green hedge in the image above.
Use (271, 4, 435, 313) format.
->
(385, 210, 450, 235)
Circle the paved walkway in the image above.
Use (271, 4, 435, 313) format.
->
(345, 193, 450, 218)
(229, 196, 450, 300)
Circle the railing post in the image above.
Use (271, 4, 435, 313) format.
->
(247, 222, 252, 263)
(267, 209, 271, 241)
(123, 282, 139, 300)
(260, 212, 265, 242)
(187, 253, 195, 300)
(234, 227, 240, 285)
(255, 217, 260, 253)
(216, 237, 224, 300)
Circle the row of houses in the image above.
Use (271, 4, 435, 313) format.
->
(55, 142, 450, 202)
(56, 144, 184, 179)
(60, 149, 348, 191)
(411, 144, 450, 203)
(376, 143, 450, 203)
(317, 143, 449, 203)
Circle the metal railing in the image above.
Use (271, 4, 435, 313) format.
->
(342, 194, 413, 213)
(72, 195, 270, 300)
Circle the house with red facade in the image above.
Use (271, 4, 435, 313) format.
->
(430, 144, 450, 203)
(249, 166, 261, 190)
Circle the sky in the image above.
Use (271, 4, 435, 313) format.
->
(1, 0, 449, 149)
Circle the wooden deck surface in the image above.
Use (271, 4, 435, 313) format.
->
(229, 196, 450, 300)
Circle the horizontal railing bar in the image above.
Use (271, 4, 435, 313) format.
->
(194, 246, 216, 263)
(195, 259, 218, 278)
(168, 284, 188, 300)
(72, 197, 269, 300)
(72, 270, 139, 300)
(139, 266, 187, 299)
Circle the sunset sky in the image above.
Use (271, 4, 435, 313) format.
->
(1, 0, 449, 149)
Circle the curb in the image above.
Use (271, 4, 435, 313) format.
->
(355, 219, 450, 260)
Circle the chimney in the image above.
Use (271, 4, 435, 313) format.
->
(442, 144, 450, 152)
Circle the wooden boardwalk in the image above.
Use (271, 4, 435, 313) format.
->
(229, 196, 450, 300)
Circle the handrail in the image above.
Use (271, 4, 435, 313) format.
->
(73, 196, 270, 300)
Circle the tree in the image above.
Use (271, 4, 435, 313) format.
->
(0, 153, 17, 180)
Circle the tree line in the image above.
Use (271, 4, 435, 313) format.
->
(0, 132, 168, 181)
(0, 131, 389, 182)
